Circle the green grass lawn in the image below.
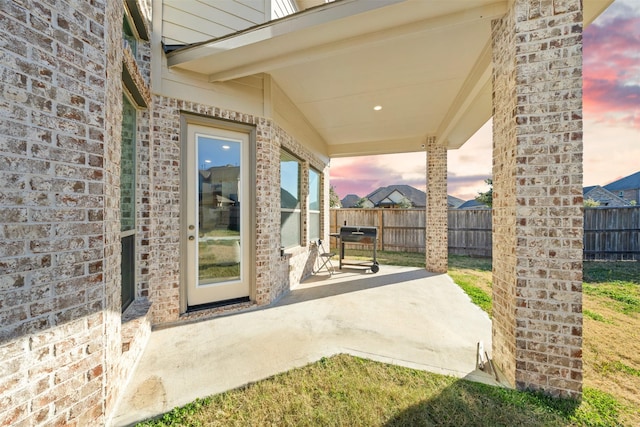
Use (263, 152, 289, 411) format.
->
(137, 252, 640, 426)
(137, 354, 620, 427)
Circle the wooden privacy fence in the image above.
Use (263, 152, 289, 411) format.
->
(330, 207, 640, 260)
(330, 208, 492, 257)
(584, 207, 640, 261)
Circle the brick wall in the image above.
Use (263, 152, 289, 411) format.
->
(491, 1, 519, 392)
(425, 137, 448, 273)
(106, 0, 154, 420)
(0, 0, 155, 424)
(492, 0, 584, 399)
(0, 1, 110, 424)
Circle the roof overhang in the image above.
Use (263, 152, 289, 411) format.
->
(167, 0, 614, 158)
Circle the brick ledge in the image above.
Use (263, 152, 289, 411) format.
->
(122, 298, 151, 353)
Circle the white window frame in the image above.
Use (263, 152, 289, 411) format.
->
(308, 167, 321, 242)
(280, 150, 302, 249)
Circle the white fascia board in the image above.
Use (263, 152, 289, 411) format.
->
(167, 0, 405, 69)
(328, 136, 428, 158)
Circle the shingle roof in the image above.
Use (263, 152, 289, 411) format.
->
(365, 185, 426, 207)
(458, 199, 490, 209)
(447, 195, 465, 208)
(604, 171, 640, 191)
(340, 194, 361, 208)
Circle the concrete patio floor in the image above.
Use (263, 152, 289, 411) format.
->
(111, 265, 494, 426)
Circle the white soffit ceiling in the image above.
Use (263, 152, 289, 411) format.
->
(168, 0, 614, 157)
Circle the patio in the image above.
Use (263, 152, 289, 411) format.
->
(111, 265, 494, 426)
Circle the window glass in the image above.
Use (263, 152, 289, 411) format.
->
(309, 168, 321, 241)
(123, 16, 137, 55)
(280, 150, 301, 248)
(121, 95, 136, 232)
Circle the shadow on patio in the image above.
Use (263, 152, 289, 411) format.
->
(111, 265, 493, 426)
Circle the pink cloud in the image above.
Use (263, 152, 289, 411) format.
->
(330, 156, 411, 198)
(583, 5, 640, 128)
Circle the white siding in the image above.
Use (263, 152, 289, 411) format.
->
(271, 0, 298, 19)
(163, 0, 269, 45)
(160, 68, 266, 116)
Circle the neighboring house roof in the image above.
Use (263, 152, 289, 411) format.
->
(604, 171, 640, 191)
(447, 195, 465, 208)
(354, 185, 465, 208)
(365, 185, 426, 207)
(458, 199, 490, 209)
(281, 189, 298, 207)
(583, 185, 630, 207)
(340, 194, 361, 208)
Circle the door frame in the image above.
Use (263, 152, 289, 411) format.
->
(179, 114, 257, 314)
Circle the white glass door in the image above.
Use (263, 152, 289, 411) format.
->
(185, 124, 250, 306)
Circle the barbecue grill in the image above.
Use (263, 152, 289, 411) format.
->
(338, 226, 379, 273)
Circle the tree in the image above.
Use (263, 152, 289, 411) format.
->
(329, 185, 342, 208)
(397, 196, 413, 209)
(354, 197, 369, 208)
(583, 198, 601, 207)
(475, 178, 493, 207)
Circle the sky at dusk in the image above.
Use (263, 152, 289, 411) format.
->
(330, 0, 640, 202)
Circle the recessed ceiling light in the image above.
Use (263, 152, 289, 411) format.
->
(373, 105, 382, 111)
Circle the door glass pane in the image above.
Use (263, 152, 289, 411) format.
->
(197, 136, 241, 285)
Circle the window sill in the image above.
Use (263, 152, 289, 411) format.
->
(121, 298, 151, 353)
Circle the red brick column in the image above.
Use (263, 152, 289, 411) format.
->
(426, 137, 448, 273)
(491, 0, 584, 399)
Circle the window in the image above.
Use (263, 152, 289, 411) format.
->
(309, 168, 321, 241)
(280, 150, 301, 248)
(120, 1, 149, 313)
(121, 95, 136, 233)
(123, 15, 137, 55)
(121, 94, 137, 312)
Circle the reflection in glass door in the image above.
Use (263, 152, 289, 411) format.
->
(185, 124, 250, 307)
(198, 136, 241, 284)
